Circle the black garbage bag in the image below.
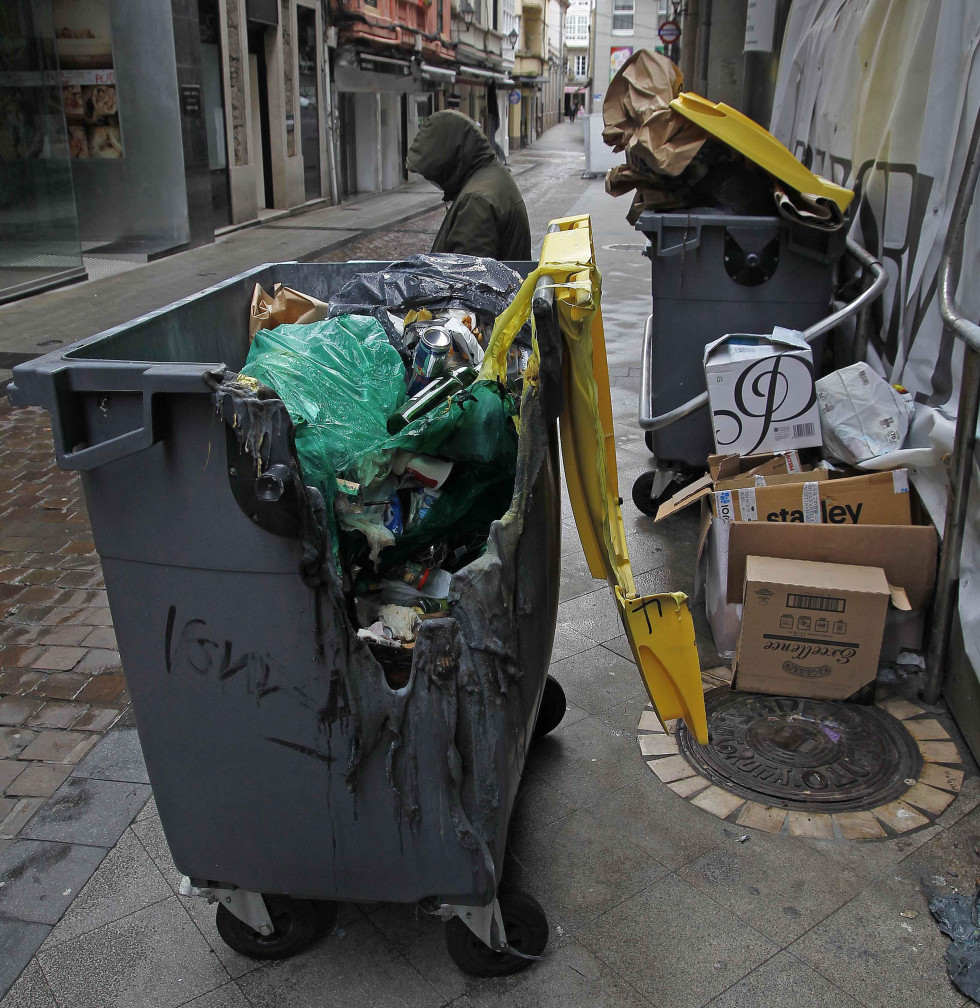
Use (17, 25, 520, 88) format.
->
(326, 253, 526, 356)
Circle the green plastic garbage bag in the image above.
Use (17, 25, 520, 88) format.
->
(345, 381, 519, 576)
(240, 316, 406, 503)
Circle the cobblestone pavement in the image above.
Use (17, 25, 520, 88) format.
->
(0, 402, 126, 851)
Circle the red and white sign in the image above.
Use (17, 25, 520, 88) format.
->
(658, 19, 681, 45)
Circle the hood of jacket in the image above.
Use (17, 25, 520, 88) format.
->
(405, 110, 497, 201)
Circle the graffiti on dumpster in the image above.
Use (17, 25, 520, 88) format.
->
(164, 605, 284, 696)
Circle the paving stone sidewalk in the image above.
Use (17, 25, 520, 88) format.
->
(0, 400, 128, 852)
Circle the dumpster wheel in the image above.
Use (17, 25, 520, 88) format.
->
(533, 676, 567, 739)
(445, 892, 549, 976)
(215, 894, 329, 960)
(631, 471, 681, 517)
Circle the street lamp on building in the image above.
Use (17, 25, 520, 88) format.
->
(459, 0, 475, 29)
(507, 27, 519, 48)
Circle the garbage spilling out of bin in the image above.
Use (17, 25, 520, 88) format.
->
(229, 255, 533, 686)
(601, 48, 852, 225)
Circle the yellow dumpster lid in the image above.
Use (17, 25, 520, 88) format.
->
(671, 92, 854, 212)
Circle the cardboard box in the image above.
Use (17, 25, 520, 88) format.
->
(704, 329, 823, 456)
(733, 556, 909, 700)
(726, 521, 938, 609)
(656, 464, 825, 523)
(713, 469, 912, 525)
(708, 450, 804, 482)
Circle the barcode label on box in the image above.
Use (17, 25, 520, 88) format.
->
(793, 422, 817, 438)
(802, 481, 821, 523)
(738, 487, 758, 521)
(786, 593, 847, 613)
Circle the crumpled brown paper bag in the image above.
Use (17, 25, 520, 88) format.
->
(602, 49, 707, 178)
(249, 282, 330, 340)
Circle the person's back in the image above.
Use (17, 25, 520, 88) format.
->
(406, 110, 531, 261)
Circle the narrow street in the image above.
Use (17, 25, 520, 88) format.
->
(0, 122, 977, 1008)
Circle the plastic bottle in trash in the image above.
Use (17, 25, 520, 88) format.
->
(396, 562, 451, 596)
(387, 366, 478, 434)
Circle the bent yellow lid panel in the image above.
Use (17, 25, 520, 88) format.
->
(538, 215, 708, 743)
(671, 92, 854, 212)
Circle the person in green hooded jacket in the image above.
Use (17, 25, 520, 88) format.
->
(406, 110, 531, 261)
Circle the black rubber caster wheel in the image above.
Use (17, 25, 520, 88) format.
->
(215, 894, 323, 960)
(533, 675, 567, 739)
(445, 892, 549, 977)
(632, 471, 681, 517)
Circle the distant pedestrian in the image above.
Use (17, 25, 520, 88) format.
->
(406, 110, 531, 260)
(567, 106, 576, 124)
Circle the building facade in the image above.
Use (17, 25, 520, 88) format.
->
(563, 0, 589, 117)
(510, 0, 566, 147)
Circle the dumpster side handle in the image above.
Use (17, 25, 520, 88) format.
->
(45, 363, 217, 471)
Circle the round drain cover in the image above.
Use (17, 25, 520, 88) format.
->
(677, 688, 923, 812)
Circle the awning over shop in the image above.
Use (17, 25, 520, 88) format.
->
(420, 62, 456, 83)
(456, 64, 515, 86)
(563, 82, 591, 94)
(357, 52, 412, 76)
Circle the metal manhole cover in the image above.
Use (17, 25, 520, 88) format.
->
(677, 688, 923, 813)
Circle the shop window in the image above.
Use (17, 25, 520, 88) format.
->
(612, 0, 633, 34)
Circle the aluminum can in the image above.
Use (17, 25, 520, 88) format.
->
(411, 325, 453, 385)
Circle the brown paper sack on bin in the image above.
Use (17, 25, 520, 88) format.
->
(602, 49, 708, 178)
(249, 282, 330, 341)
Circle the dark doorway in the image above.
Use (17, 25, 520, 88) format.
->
(296, 5, 320, 201)
(338, 92, 357, 197)
(198, 0, 231, 226)
(247, 23, 274, 210)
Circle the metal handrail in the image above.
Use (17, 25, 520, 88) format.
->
(922, 104, 980, 704)
(638, 236, 888, 430)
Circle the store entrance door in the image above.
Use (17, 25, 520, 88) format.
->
(197, 0, 231, 226)
(337, 92, 357, 198)
(296, 5, 320, 201)
(247, 25, 274, 210)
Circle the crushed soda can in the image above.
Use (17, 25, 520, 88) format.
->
(408, 324, 452, 395)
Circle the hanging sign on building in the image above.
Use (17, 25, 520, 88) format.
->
(744, 0, 778, 52)
(508, 89, 521, 105)
(53, 0, 123, 158)
(609, 46, 633, 81)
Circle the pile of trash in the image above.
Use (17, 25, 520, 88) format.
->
(602, 48, 848, 229)
(238, 255, 531, 685)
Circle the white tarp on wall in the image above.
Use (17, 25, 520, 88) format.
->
(770, 0, 980, 676)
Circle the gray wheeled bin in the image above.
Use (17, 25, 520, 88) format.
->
(632, 210, 845, 514)
(7, 260, 566, 976)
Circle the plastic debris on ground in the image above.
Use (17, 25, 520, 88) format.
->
(929, 889, 980, 1003)
(235, 255, 530, 685)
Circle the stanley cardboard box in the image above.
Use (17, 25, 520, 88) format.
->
(734, 556, 910, 700)
(713, 469, 912, 525)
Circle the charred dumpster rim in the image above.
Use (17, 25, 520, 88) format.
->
(638, 690, 966, 839)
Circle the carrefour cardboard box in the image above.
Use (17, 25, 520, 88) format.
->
(704, 329, 823, 456)
(734, 556, 910, 700)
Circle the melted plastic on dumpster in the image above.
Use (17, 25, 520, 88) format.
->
(206, 321, 552, 887)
